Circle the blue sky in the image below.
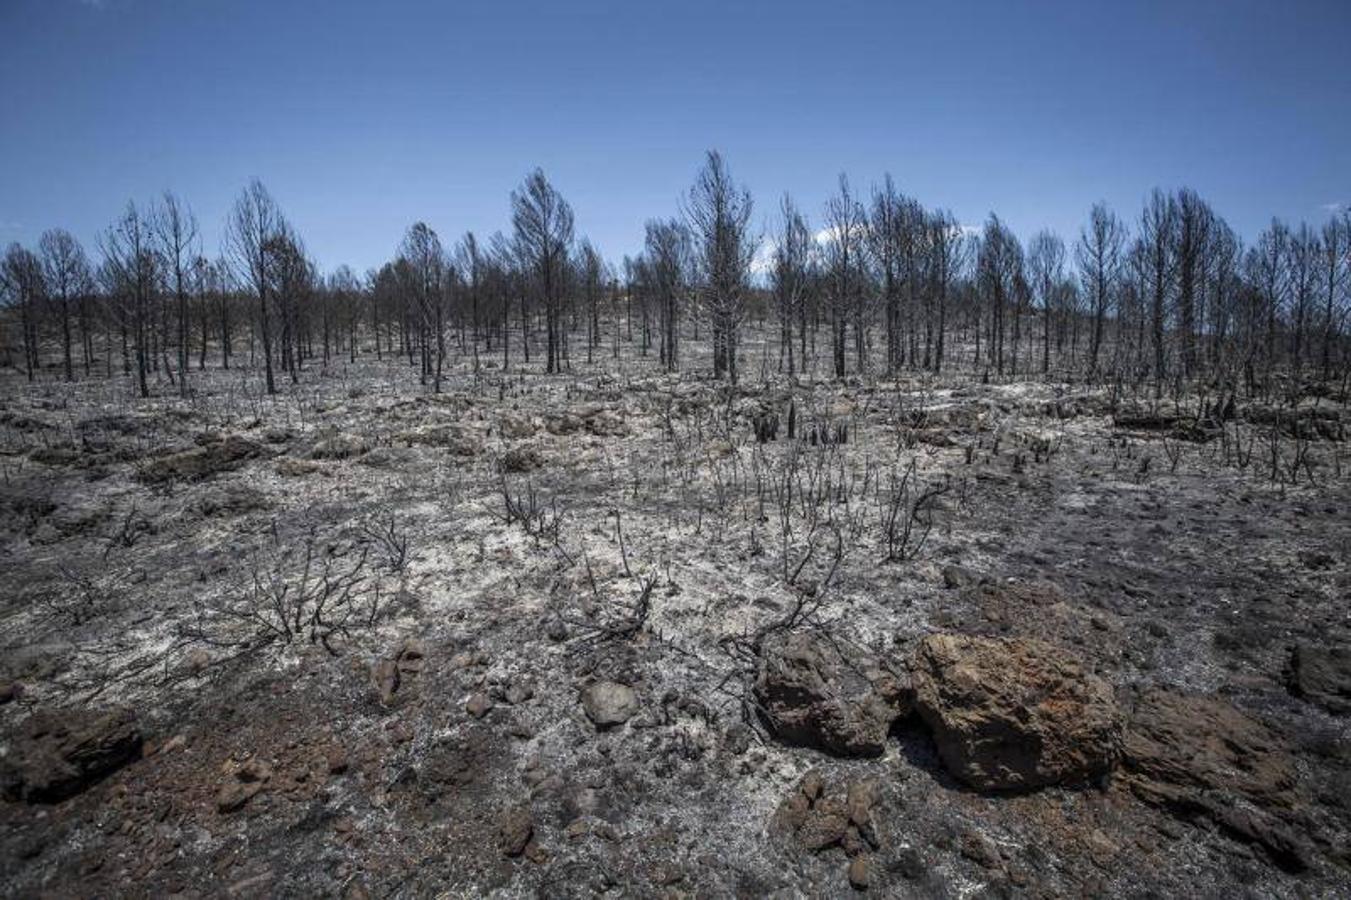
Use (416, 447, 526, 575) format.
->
(1, 0, 1347, 274)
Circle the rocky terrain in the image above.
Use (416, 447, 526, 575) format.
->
(1, 354, 1349, 898)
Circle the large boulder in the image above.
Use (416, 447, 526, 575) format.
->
(1, 707, 142, 803)
(1121, 687, 1296, 810)
(1287, 643, 1351, 715)
(1121, 687, 1306, 871)
(910, 633, 1122, 790)
(755, 631, 910, 758)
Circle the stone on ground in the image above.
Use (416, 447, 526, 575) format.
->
(910, 633, 1122, 790)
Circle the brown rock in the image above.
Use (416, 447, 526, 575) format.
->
(498, 805, 534, 857)
(465, 692, 493, 719)
(0, 706, 142, 803)
(755, 631, 910, 758)
(846, 779, 880, 848)
(960, 829, 1002, 869)
(910, 633, 1122, 790)
(799, 806, 849, 851)
(326, 747, 349, 775)
(774, 771, 882, 859)
(1122, 687, 1296, 810)
(216, 759, 273, 813)
(847, 854, 872, 890)
(1122, 687, 1306, 872)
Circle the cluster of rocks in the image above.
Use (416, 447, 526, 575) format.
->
(753, 625, 1330, 881)
(2, 616, 1339, 892)
(772, 770, 882, 889)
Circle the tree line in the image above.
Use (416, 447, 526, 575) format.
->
(3, 152, 1348, 399)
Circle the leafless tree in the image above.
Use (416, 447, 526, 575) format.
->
(152, 192, 199, 395)
(685, 150, 757, 383)
(1286, 223, 1320, 379)
(38, 229, 91, 381)
(645, 219, 689, 373)
(225, 179, 287, 395)
(511, 169, 574, 374)
(1173, 188, 1212, 378)
(100, 202, 157, 397)
(2, 243, 45, 380)
(1076, 203, 1126, 376)
(399, 221, 447, 389)
(869, 176, 905, 373)
(823, 174, 868, 378)
(771, 195, 812, 376)
(579, 239, 605, 365)
(1320, 214, 1349, 380)
(977, 214, 1024, 377)
(456, 232, 484, 369)
(1027, 230, 1065, 375)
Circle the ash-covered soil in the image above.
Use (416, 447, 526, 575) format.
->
(1, 356, 1349, 898)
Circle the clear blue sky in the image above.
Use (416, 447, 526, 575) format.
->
(2, 0, 1347, 274)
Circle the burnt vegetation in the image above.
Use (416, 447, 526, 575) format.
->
(2, 153, 1350, 898)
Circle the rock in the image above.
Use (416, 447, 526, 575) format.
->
(847, 854, 871, 890)
(371, 659, 400, 705)
(0, 681, 17, 704)
(1, 707, 142, 803)
(275, 457, 320, 477)
(307, 432, 370, 460)
(498, 414, 538, 439)
(910, 633, 1122, 790)
(372, 641, 426, 705)
(1288, 643, 1351, 715)
(544, 413, 583, 436)
(498, 805, 534, 857)
(581, 681, 638, 729)
(501, 446, 542, 473)
(773, 771, 880, 858)
(466, 692, 493, 719)
(1122, 687, 1296, 810)
(754, 630, 910, 758)
(800, 769, 825, 802)
(892, 847, 926, 880)
(584, 407, 628, 437)
(137, 435, 265, 483)
(1211, 805, 1312, 873)
(396, 639, 426, 673)
(216, 759, 273, 813)
(327, 747, 349, 775)
(798, 802, 849, 851)
(395, 424, 484, 456)
(941, 565, 980, 589)
(1122, 687, 1307, 870)
(194, 485, 271, 517)
(960, 829, 1001, 869)
(845, 779, 880, 849)
(182, 648, 212, 675)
